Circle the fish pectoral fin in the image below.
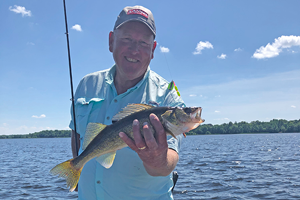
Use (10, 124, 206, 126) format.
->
(83, 123, 107, 150)
(162, 117, 183, 139)
(96, 152, 117, 169)
(112, 103, 153, 121)
(166, 130, 178, 140)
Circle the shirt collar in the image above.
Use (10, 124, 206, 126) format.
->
(105, 65, 116, 85)
(105, 64, 151, 92)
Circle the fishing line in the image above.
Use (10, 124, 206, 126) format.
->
(163, 52, 173, 80)
(162, 51, 181, 98)
(63, 0, 79, 156)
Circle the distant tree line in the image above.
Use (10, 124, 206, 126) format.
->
(0, 130, 71, 139)
(1, 119, 299, 139)
(187, 119, 300, 135)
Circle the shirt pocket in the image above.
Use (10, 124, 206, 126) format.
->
(74, 97, 104, 137)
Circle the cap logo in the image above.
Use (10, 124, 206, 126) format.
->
(127, 9, 148, 19)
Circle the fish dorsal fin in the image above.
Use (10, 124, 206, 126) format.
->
(83, 122, 107, 150)
(96, 151, 117, 169)
(112, 104, 153, 121)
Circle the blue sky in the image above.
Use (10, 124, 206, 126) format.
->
(1, 1, 300, 135)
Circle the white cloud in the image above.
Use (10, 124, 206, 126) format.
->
(234, 48, 242, 52)
(193, 41, 213, 55)
(190, 94, 203, 98)
(217, 53, 227, 59)
(160, 46, 170, 53)
(71, 24, 82, 32)
(252, 35, 300, 59)
(215, 110, 220, 113)
(27, 42, 35, 45)
(291, 105, 296, 108)
(32, 114, 46, 119)
(9, 5, 31, 17)
(287, 49, 297, 53)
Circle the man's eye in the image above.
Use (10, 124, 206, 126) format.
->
(122, 38, 131, 42)
(140, 41, 150, 47)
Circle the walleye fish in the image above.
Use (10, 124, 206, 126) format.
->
(50, 103, 204, 192)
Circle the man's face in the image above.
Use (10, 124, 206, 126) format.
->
(109, 21, 156, 82)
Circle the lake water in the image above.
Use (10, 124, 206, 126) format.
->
(0, 133, 299, 200)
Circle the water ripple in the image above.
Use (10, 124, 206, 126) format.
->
(174, 133, 300, 200)
(0, 134, 300, 199)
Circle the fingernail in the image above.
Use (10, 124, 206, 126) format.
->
(143, 122, 148, 126)
(119, 132, 124, 138)
(133, 119, 139, 126)
(150, 114, 155, 120)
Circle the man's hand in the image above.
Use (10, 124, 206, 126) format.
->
(119, 113, 179, 176)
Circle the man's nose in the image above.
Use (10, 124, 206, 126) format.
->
(129, 41, 139, 54)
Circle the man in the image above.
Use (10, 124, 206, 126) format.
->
(70, 5, 185, 200)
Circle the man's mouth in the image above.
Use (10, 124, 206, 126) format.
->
(125, 57, 138, 63)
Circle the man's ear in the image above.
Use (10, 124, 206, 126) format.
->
(151, 41, 157, 59)
(109, 31, 114, 52)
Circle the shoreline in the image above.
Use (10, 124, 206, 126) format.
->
(1, 132, 300, 140)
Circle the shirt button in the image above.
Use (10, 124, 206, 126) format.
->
(106, 116, 110, 120)
(97, 180, 101, 184)
(114, 99, 117, 103)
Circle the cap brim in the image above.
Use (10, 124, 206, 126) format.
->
(115, 19, 156, 38)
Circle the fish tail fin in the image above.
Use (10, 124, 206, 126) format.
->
(50, 158, 82, 192)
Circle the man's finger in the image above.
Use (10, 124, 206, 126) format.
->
(132, 119, 147, 149)
(149, 113, 167, 145)
(143, 122, 158, 149)
(119, 132, 137, 151)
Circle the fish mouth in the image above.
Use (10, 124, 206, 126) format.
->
(189, 107, 204, 130)
(180, 107, 204, 123)
(190, 107, 203, 122)
(175, 107, 204, 134)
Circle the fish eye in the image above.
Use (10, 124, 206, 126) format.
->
(183, 107, 192, 114)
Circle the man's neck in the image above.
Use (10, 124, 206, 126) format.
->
(114, 74, 143, 95)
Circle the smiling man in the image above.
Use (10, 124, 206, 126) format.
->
(110, 20, 156, 94)
(70, 5, 185, 200)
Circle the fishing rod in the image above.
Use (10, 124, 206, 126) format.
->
(63, 0, 79, 156)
